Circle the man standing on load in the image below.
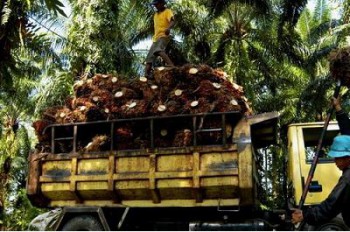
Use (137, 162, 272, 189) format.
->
(144, 0, 175, 78)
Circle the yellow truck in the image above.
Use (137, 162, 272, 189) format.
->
(26, 111, 347, 230)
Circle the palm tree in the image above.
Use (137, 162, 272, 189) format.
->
(294, 0, 350, 121)
(66, 0, 153, 77)
(0, 0, 67, 91)
(0, 0, 67, 229)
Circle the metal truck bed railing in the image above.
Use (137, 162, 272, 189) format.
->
(42, 111, 243, 154)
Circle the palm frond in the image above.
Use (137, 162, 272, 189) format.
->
(313, 0, 331, 23)
(42, 0, 67, 17)
(306, 44, 338, 71)
(205, 0, 271, 17)
(308, 19, 340, 44)
(279, 0, 308, 28)
(1, 1, 12, 25)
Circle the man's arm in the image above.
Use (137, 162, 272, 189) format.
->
(332, 97, 350, 135)
(292, 179, 350, 225)
(165, 17, 175, 35)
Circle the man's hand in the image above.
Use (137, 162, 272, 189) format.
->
(332, 96, 342, 112)
(165, 28, 171, 35)
(291, 209, 304, 224)
(165, 18, 175, 36)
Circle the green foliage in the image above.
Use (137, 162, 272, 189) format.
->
(0, 0, 349, 225)
(0, 0, 67, 91)
(344, 0, 350, 23)
(172, 0, 213, 63)
(3, 189, 46, 231)
(41, 0, 67, 17)
(256, 146, 286, 209)
(294, 1, 346, 122)
(0, 127, 34, 231)
(0, 1, 67, 229)
(33, 71, 74, 118)
(0, 102, 46, 230)
(67, 0, 143, 76)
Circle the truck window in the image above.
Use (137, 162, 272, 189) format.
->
(305, 146, 332, 162)
(302, 127, 340, 163)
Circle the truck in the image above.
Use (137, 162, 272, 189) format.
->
(26, 110, 348, 230)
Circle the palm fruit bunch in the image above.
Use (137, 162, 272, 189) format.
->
(329, 46, 350, 87)
(33, 64, 253, 152)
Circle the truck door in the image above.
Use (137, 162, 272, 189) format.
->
(287, 121, 342, 205)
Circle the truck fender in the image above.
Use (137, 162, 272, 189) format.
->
(314, 216, 349, 231)
(61, 215, 103, 231)
(54, 207, 110, 231)
(302, 215, 349, 231)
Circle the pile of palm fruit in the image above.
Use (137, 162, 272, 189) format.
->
(329, 46, 350, 87)
(33, 64, 252, 152)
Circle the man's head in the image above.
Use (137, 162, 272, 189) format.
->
(329, 135, 350, 170)
(151, 0, 166, 10)
(151, 0, 166, 5)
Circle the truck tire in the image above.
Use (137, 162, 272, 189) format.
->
(315, 217, 349, 231)
(61, 215, 104, 231)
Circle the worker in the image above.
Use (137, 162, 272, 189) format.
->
(144, 0, 175, 78)
(291, 134, 350, 227)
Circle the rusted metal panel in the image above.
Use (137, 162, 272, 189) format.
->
(26, 152, 50, 207)
(30, 145, 243, 207)
(234, 117, 253, 205)
(27, 153, 41, 196)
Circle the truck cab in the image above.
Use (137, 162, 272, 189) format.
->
(287, 121, 348, 230)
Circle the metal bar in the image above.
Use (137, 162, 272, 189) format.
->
(189, 221, 266, 231)
(193, 116, 197, 146)
(222, 114, 227, 145)
(196, 128, 222, 133)
(97, 207, 111, 231)
(54, 137, 74, 141)
(110, 122, 114, 151)
(117, 207, 130, 230)
(73, 125, 77, 153)
(51, 127, 55, 154)
(44, 111, 242, 154)
(150, 118, 154, 149)
(43, 111, 241, 133)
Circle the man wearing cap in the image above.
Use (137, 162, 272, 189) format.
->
(291, 135, 350, 227)
(144, 0, 175, 77)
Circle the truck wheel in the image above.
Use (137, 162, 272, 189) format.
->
(315, 217, 349, 231)
(61, 215, 104, 231)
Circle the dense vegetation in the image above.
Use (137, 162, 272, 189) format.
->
(0, 0, 349, 229)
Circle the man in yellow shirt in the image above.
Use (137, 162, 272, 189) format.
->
(144, 0, 175, 77)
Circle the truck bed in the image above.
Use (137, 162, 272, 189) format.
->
(27, 112, 278, 208)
